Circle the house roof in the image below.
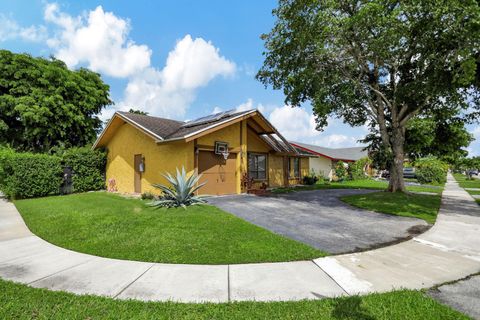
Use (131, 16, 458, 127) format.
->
(116, 110, 257, 141)
(260, 134, 298, 154)
(290, 141, 368, 162)
(115, 111, 184, 139)
(93, 109, 298, 155)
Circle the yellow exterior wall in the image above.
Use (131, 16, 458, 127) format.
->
(246, 127, 270, 153)
(105, 122, 194, 195)
(286, 157, 309, 185)
(268, 155, 284, 187)
(197, 122, 241, 148)
(239, 121, 247, 193)
(301, 157, 309, 177)
(197, 121, 245, 193)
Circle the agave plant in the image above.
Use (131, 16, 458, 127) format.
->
(150, 167, 206, 208)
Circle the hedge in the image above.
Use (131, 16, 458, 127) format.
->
(61, 147, 106, 192)
(414, 157, 448, 184)
(0, 147, 106, 199)
(0, 149, 63, 199)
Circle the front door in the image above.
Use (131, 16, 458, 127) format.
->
(134, 154, 142, 193)
(198, 151, 236, 195)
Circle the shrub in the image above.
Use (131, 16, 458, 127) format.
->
(150, 167, 206, 208)
(303, 169, 319, 185)
(0, 150, 63, 199)
(414, 157, 448, 184)
(349, 157, 372, 180)
(334, 161, 348, 181)
(303, 175, 319, 185)
(141, 192, 156, 200)
(61, 147, 107, 192)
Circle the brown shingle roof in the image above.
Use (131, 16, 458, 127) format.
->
(117, 111, 184, 139)
(117, 109, 255, 140)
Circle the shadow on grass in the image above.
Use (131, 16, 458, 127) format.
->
(331, 296, 375, 320)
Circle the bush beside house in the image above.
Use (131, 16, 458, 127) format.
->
(0, 147, 106, 199)
(0, 149, 63, 199)
(349, 157, 372, 180)
(61, 148, 106, 193)
(303, 169, 319, 185)
(334, 161, 348, 181)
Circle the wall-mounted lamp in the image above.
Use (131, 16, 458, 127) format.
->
(139, 156, 145, 173)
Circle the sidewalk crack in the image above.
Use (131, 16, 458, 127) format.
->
(113, 263, 155, 299)
(311, 260, 349, 296)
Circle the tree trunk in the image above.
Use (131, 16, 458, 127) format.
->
(388, 125, 406, 192)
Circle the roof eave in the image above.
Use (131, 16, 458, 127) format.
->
(92, 112, 165, 149)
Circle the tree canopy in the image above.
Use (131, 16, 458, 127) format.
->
(0, 50, 112, 152)
(128, 109, 149, 115)
(258, 0, 480, 191)
(363, 109, 473, 168)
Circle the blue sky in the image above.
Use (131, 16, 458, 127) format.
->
(0, 1, 478, 154)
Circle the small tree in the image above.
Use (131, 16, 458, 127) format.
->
(257, 0, 480, 192)
(349, 157, 372, 180)
(334, 161, 347, 181)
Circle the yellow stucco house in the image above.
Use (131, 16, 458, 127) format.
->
(93, 109, 309, 195)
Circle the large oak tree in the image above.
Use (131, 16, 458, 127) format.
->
(257, 0, 480, 191)
(0, 50, 112, 152)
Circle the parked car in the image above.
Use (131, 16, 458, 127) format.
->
(467, 169, 479, 177)
(403, 167, 416, 178)
(379, 170, 389, 178)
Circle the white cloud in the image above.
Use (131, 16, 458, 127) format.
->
(44, 3, 151, 78)
(211, 99, 266, 116)
(0, 14, 47, 42)
(268, 105, 366, 148)
(41, 3, 236, 119)
(161, 35, 235, 91)
(234, 98, 266, 113)
(120, 35, 236, 118)
(212, 106, 223, 114)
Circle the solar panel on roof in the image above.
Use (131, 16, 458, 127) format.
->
(182, 109, 238, 128)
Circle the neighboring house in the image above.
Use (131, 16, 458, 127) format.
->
(93, 109, 309, 195)
(290, 141, 368, 179)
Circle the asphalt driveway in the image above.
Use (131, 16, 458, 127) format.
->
(208, 189, 429, 254)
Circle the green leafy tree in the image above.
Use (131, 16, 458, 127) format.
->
(363, 109, 473, 167)
(334, 161, 347, 181)
(0, 50, 112, 152)
(128, 109, 149, 115)
(257, 0, 480, 192)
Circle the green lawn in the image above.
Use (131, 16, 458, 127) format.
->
(0, 279, 467, 320)
(340, 192, 441, 224)
(453, 173, 480, 189)
(272, 179, 443, 194)
(15, 192, 325, 264)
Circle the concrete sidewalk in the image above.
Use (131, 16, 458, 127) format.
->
(0, 174, 479, 303)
